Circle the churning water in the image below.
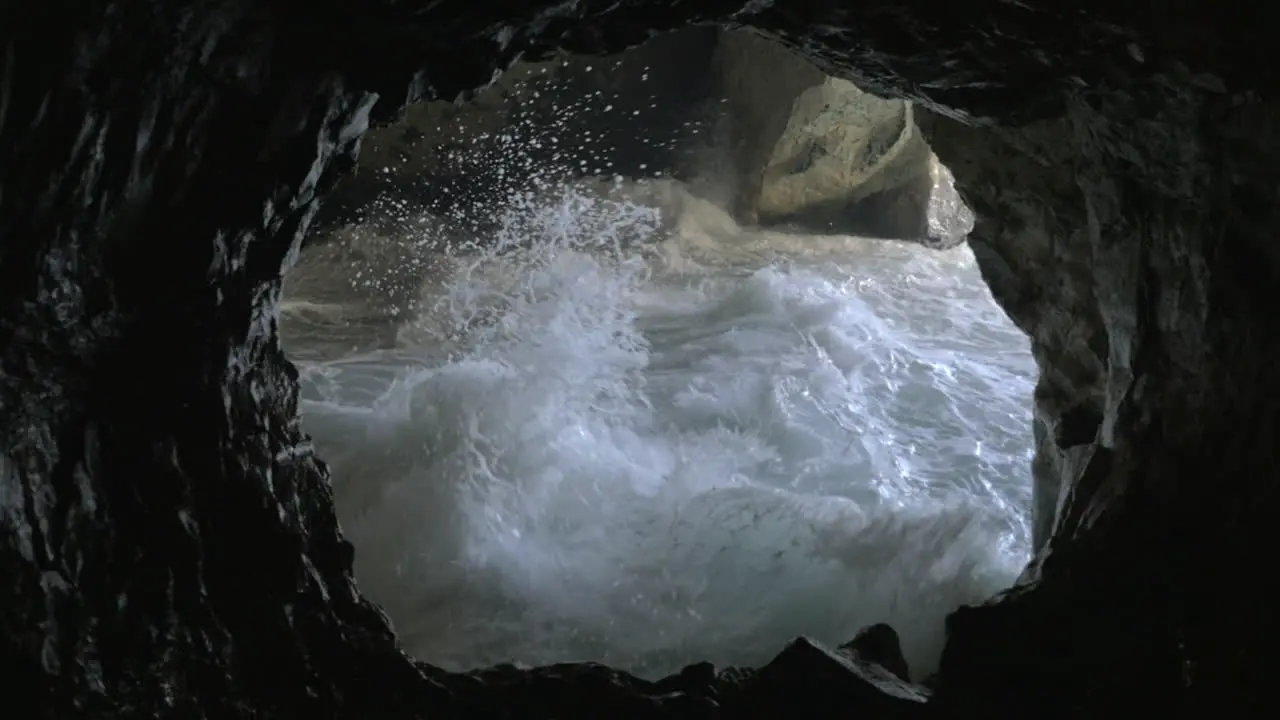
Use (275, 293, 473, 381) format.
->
(281, 178, 1036, 681)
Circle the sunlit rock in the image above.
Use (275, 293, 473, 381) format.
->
(711, 28, 938, 241)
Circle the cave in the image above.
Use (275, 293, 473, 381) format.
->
(3, 2, 1277, 719)
(282, 25, 1030, 684)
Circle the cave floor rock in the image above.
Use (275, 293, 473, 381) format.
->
(449, 631, 925, 719)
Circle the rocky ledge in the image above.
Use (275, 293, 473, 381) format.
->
(2, 1, 1278, 718)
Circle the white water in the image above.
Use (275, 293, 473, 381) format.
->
(282, 180, 1036, 681)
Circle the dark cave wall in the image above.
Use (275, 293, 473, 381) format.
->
(2, 1, 1278, 718)
(918, 77, 1280, 711)
(0, 3, 441, 715)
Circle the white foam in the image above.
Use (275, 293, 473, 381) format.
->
(292, 183, 1036, 680)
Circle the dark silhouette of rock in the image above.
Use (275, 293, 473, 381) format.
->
(2, 1, 1278, 718)
(314, 26, 949, 246)
(722, 637, 928, 719)
(840, 622, 912, 682)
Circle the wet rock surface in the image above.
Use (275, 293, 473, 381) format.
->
(2, 0, 1278, 718)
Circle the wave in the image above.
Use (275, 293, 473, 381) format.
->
(286, 180, 1035, 680)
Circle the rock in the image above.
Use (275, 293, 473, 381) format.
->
(923, 155, 974, 248)
(434, 643, 926, 720)
(710, 28, 937, 239)
(722, 637, 928, 719)
(840, 623, 912, 682)
(916, 66, 1280, 715)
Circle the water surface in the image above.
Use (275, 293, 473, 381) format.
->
(281, 180, 1036, 679)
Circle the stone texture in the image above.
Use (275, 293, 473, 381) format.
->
(720, 637, 927, 718)
(840, 622, 912, 683)
(2, 0, 1278, 718)
(920, 72, 1280, 716)
(712, 28, 938, 240)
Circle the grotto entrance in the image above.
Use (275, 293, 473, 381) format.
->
(281, 27, 1037, 680)
(6, 0, 1278, 716)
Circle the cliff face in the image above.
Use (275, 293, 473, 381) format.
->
(2, 1, 1277, 718)
(711, 28, 940, 241)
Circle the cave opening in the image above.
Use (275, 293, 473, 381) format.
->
(280, 27, 1037, 681)
(8, 1, 1277, 715)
